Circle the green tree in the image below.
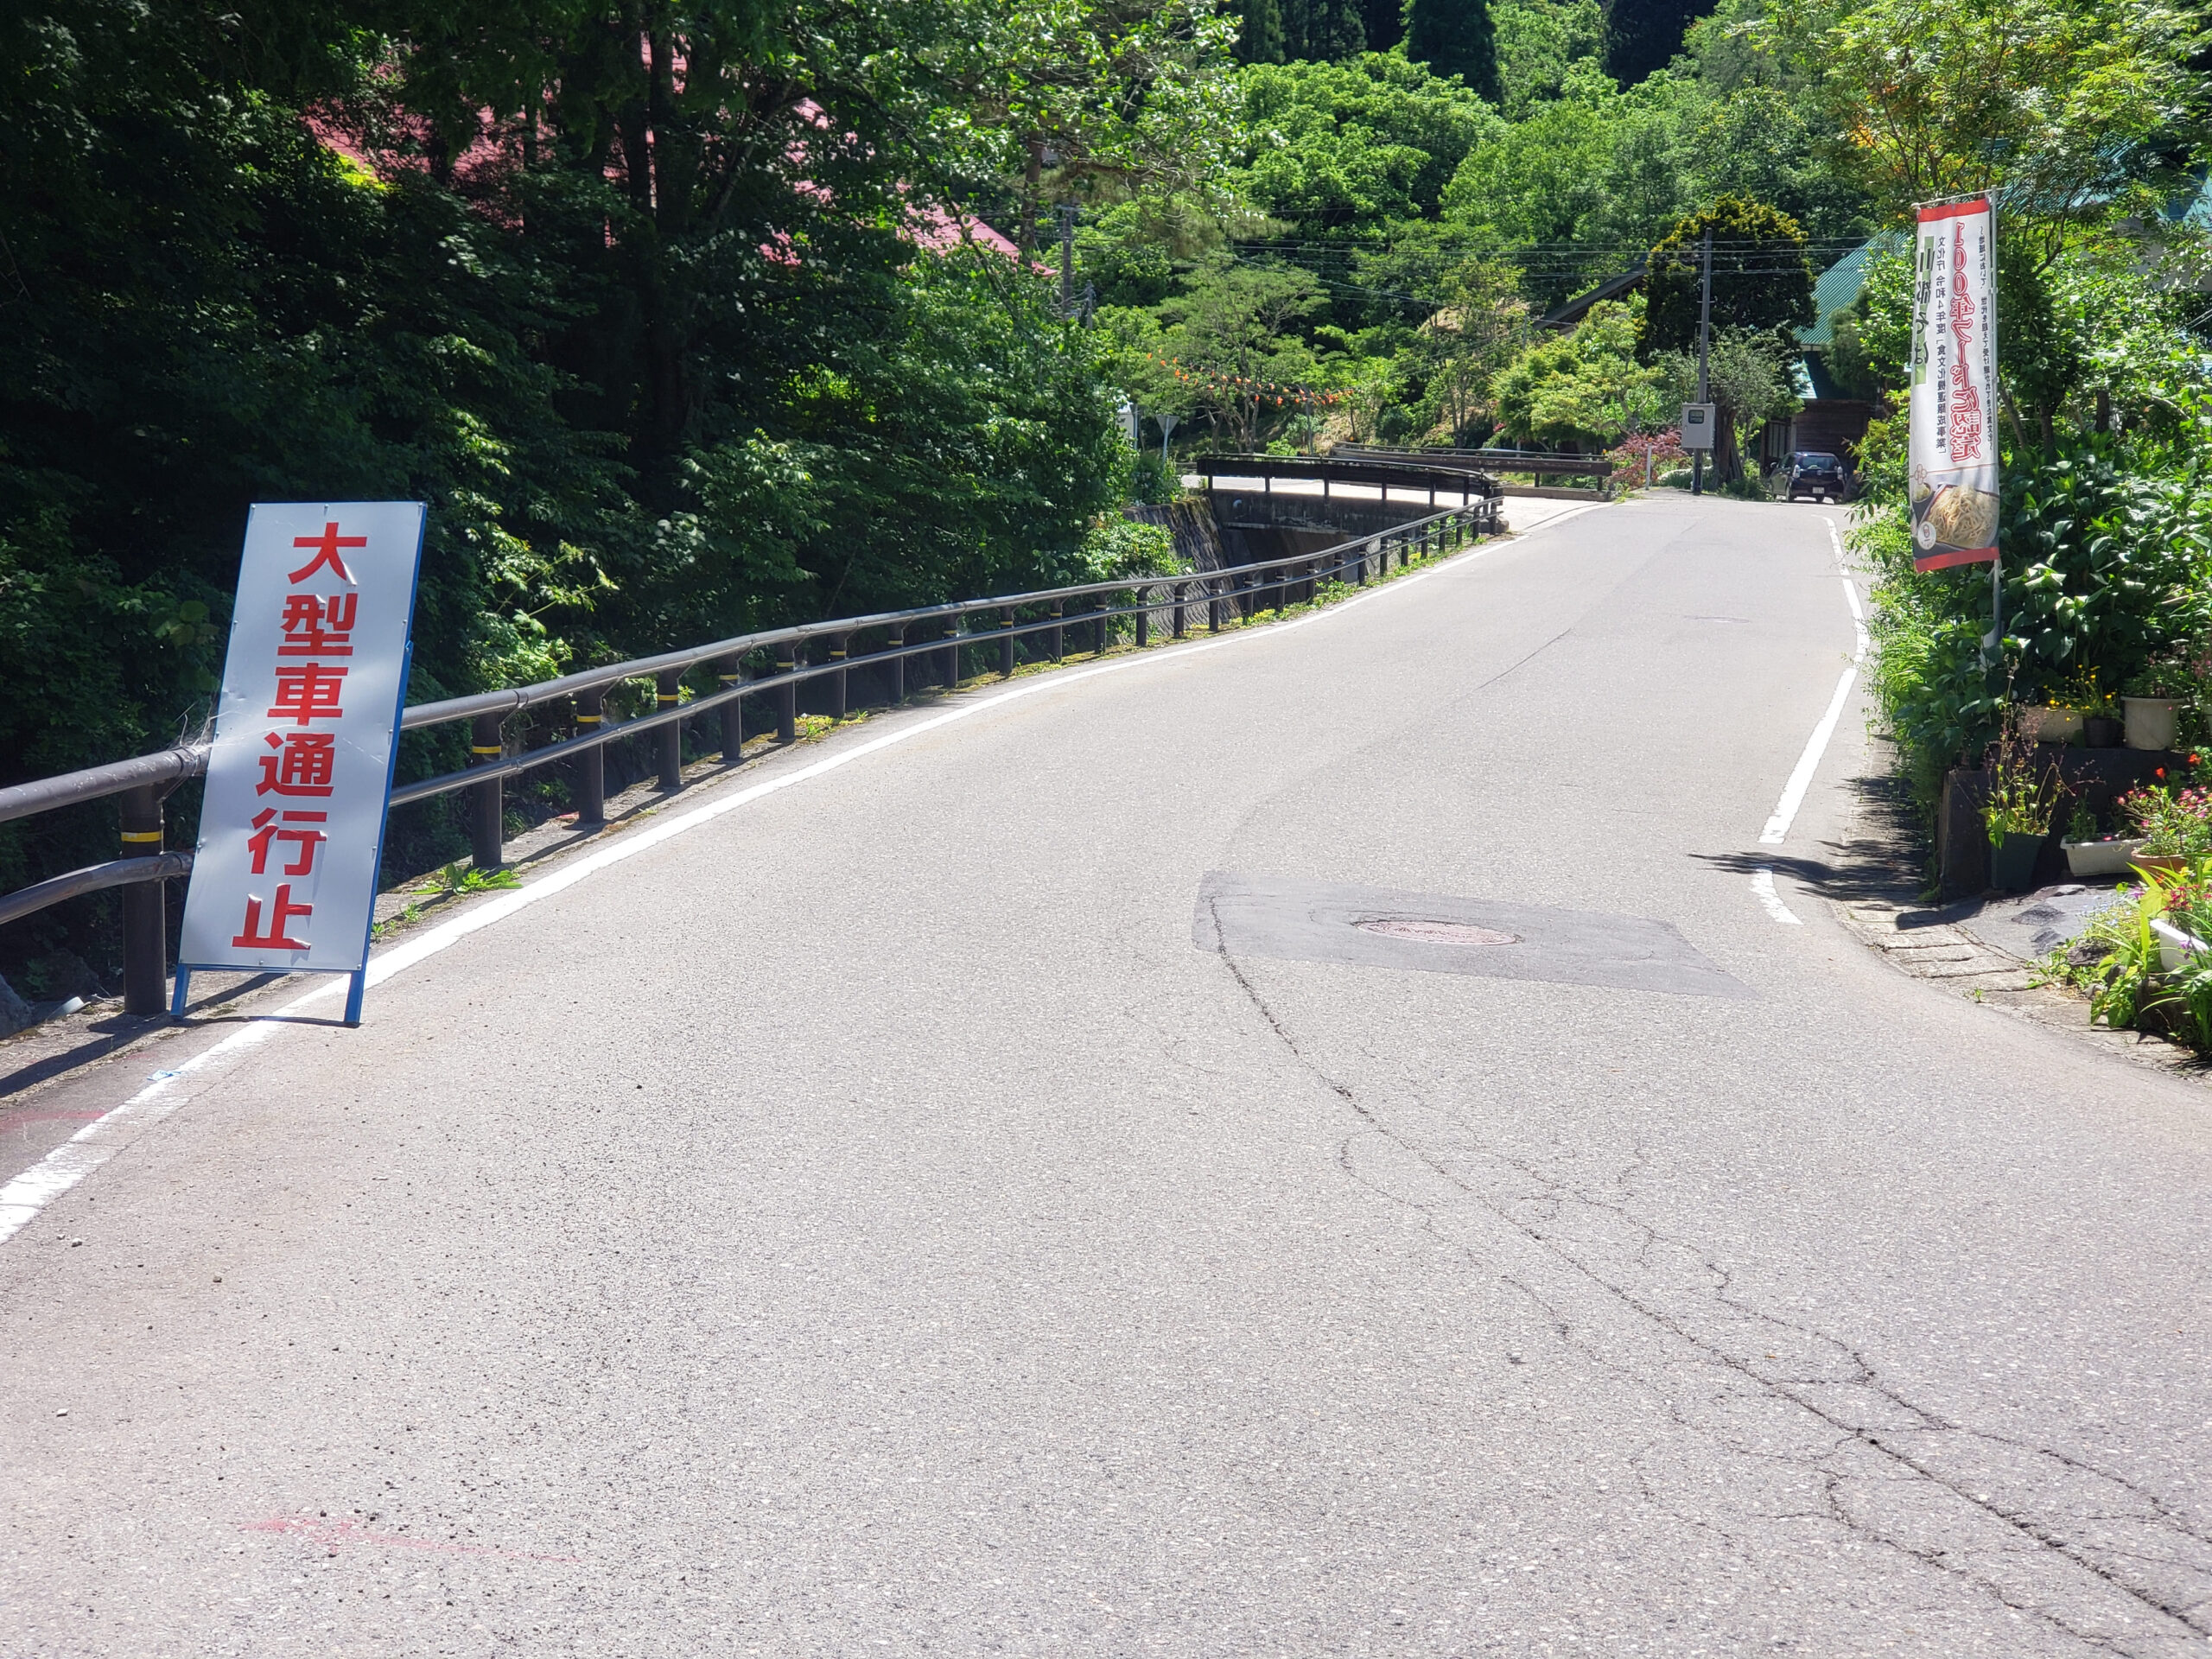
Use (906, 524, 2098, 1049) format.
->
(1403, 258, 1534, 441)
(1601, 0, 1715, 86)
(1105, 260, 1330, 449)
(1439, 73, 1691, 303)
(1494, 0, 1605, 117)
(1405, 0, 1503, 104)
(1239, 54, 1502, 232)
(1778, 0, 2207, 231)
(1363, 0, 1407, 48)
(1642, 195, 1815, 354)
(1493, 297, 1665, 445)
(1652, 327, 1802, 481)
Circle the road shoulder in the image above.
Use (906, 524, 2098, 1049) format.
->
(1824, 750, 2211, 1089)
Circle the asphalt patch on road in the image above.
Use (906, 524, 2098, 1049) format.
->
(1194, 872, 1753, 1000)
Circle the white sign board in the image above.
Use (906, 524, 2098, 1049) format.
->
(1680, 403, 1715, 451)
(1908, 197, 1999, 571)
(180, 503, 424, 979)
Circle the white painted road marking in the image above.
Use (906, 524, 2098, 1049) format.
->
(0, 502, 1617, 1247)
(1758, 514, 1868, 850)
(1751, 868, 1804, 925)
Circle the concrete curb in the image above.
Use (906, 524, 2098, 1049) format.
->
(1833, 895, 2212, 1087)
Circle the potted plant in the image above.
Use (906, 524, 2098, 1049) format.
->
(2124, 659, 2189, 751)
(2141, 867, 2209, 973)
(2061, 801, 2146, 878)
(1984, 717, 2058, 892)
(2018, 702, 2084, 745)
(2064, 667, 2123, 748)
(2118, 776, 2212, 876)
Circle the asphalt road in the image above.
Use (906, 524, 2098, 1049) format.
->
(5, 494, 2210, 1657)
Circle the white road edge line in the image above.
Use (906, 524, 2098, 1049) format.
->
(0, 499, 1613, 1246)
(1750, 868, 1803, 925)
(1756, 515, 1867, 849)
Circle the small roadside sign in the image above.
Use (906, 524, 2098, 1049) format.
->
(175, 502, 425, 1025)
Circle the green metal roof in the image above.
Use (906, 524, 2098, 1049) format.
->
(1798, 233, 1906, 350)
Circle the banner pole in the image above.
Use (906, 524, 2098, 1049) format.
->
(1693, 228, 1712, 497)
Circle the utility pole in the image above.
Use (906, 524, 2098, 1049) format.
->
(1056, 205, 1077, 318)
(1693, 227, 1712, 498)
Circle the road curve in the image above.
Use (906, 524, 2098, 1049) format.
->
(4, 494, 2210, 1657)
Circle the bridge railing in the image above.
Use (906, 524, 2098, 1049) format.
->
(0, 499, 1498, 1014)
(1192, 452, 1508, 504)
(1331, 444, 1613, 493)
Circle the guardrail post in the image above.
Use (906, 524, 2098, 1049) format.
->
(829, 633, 850, 718)
(470, 712, 504, 869)
(574, 689, 606, 823)
(776, 645, 797, 741)
(1172, 582, 1187, 639)
(1000, 607, 1016, 677)
(656, 669, 683, 790)
(1136, 589, 1150, 649)
(887, 628, 906, 704)
(1096, 594, 1111, 654)
(119, 785, 165, 1015)
(1050, 601, 1064, 662)
(716, 658, 743, 762)
(1356, 541, 1370, 585)
(942, 616, 960, 690)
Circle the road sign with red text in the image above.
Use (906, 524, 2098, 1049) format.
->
(179, 503, 424, 976)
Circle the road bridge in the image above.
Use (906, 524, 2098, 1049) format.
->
(4, 494, 2209, 1656)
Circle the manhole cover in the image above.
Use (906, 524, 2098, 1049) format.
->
(1354, 917, 1519, 947)
(1194, 874, 1753, 1000)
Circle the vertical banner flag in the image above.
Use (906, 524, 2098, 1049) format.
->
(1908, 198, 1999, 572)
(180, 503, 424, 982)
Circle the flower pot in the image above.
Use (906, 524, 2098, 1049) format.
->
(2124, 696, 2180, 751)
(2151, 917, 2206, 974)
(2019, 706, 2082, 744)
(2063, 836, 2145, 878)
(2082, 714, 2122, 748)
(1986, 830, 2046, 893)
(2133, 852, 2194, 877)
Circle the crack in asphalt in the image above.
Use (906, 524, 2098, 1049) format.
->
(1208, 935, 2209, 1651)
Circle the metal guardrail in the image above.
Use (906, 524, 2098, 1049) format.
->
(0, 497, 1498, 1015)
